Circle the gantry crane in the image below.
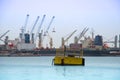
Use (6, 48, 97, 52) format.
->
(62, 30, 77, 49)
(30, 16, 39, 43)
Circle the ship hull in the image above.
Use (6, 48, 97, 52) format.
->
(1, 49, 120, 56)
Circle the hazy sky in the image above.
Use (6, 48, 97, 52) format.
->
(0, 0, 120, 48)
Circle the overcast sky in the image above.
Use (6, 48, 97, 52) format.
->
(0, 0, 120, 48)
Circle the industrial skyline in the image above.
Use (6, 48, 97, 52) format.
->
(0, 0, 120, 48)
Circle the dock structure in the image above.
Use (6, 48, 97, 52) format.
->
(53, 47, 85, 66)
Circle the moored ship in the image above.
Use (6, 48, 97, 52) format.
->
(0, 15, 120, 56)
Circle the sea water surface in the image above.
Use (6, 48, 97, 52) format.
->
(0, 57, 120, 80)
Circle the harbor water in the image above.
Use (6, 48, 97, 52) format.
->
(0, 57, 120, 80)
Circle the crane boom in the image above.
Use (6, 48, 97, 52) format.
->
(83, 28, 89, 36)
(0, 30, 10, 39)
(23, 14, 29, 33)
(78, 27, 87, 40)
(64, 30, 77, 42)
(77, 27, 89, 42)
(30, 16, 39, 35)
(35, 15, 46, 40)
(21, 14, 29, 41)
(62, 30, 77, 48)
(80, 28, 89, 39)
(46, 16, 55, 33)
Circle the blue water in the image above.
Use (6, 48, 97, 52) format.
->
(0, 57, 120, 80)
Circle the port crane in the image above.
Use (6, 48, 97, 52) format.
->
(24, 14, 29, 33)
(62, 30, 77, 48)
(43, 16, 55, 48)
(74, 27, 89, 44)
(0, 30, 10, 42)
(30, 16, 40, 43)
(35, 15, 46, 41)
(0, 30, 10, 49)
(21, 14, 29, 42)
(43, 16, 55, 36)
(104, 35, 120, 48)
(34, 15, 46, 48)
